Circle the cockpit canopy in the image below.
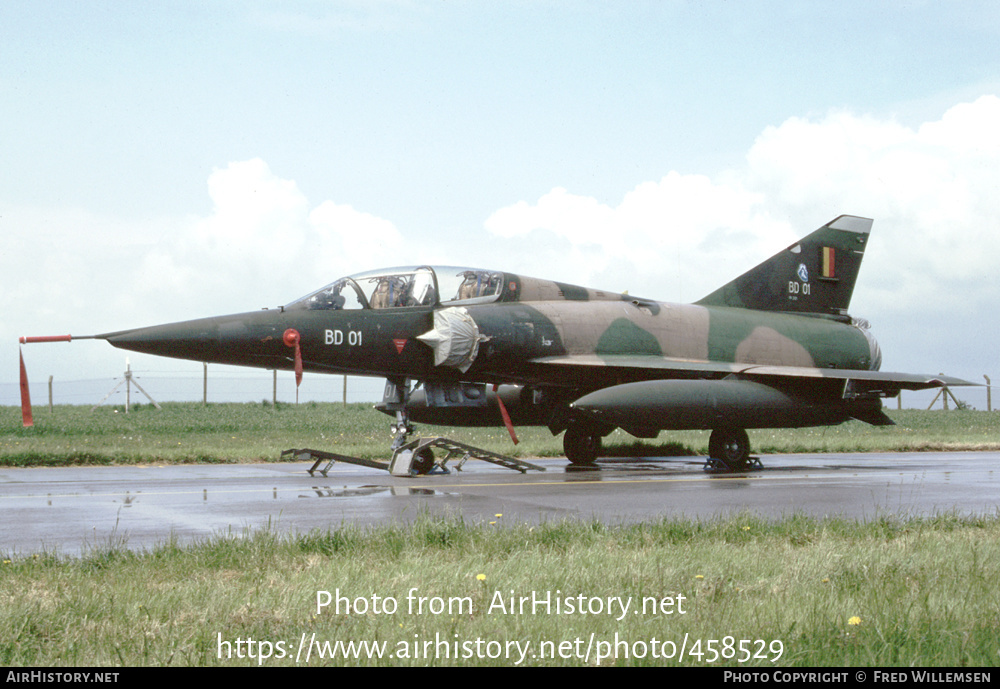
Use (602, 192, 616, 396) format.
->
(286, 266, 506, 311)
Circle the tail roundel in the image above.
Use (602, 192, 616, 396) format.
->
(695, 215, 873, 317)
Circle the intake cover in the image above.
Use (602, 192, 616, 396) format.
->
(417, 307, 482, 372)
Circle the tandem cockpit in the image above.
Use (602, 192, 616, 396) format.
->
(286, 266, 507, 311)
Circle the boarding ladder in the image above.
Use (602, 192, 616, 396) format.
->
(282, 448, 389, 477)
(285, 437, 545, 477)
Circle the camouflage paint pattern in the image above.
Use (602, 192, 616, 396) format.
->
(98, 215, 963, 441)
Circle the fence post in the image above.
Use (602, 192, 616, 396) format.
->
(203, 363, 208, 406)
(986, 375, 992, 412)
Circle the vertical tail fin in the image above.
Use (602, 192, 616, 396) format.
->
(695, 215, 872, 316)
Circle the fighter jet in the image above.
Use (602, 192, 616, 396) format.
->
(19, 215, 969, 471)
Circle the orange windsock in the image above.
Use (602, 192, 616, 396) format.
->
(17, 335, 77, 427)
(19, 347, 33, 428)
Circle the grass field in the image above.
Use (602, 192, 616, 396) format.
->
(3, 402, 1000, 467)
(1, 515, 998, 667)
(2, 403, 998, 666)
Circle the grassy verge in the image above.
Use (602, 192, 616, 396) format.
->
(2, 402, 999, 467)
(3, 405, 998, 666)
(1, 514, 998, 666)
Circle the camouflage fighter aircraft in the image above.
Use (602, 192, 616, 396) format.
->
(18, 215, 969, 472)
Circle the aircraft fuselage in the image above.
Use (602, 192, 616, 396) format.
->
(101, 295, 875, 390)
(49, 215, 968, 468)
(22, 216, 968, 469)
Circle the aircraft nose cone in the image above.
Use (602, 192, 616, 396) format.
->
(102, 318, 225, 359)
(99, 313, 283, 367)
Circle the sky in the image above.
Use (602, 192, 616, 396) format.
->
(3, 0, 1000, 408)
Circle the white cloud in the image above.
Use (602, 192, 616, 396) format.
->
(743, 95, 1000, 320)
(309, 200, 405, 271)
(114, 159, 408, 317)
(485, 96, 1000, 318)
(483, 172, 789, 300)
(2, 159, 412, 392)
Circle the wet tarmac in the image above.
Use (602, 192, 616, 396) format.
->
(2, 451, 998, 556)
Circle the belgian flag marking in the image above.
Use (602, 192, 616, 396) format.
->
(821, 246, 835, 278)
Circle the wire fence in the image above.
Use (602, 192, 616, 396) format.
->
(1, 372, 995, 411)
(2, 372, 387, 408)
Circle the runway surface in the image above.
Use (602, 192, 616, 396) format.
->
(2, 451, 998, 556)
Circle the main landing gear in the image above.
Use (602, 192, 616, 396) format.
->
(562, 425, 603, 466)
(705, 427, 761, 473)
(561, 424, 763, 473)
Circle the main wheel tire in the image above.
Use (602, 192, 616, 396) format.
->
(708, 428, 751, 471)
(563, 427, 601, 465)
